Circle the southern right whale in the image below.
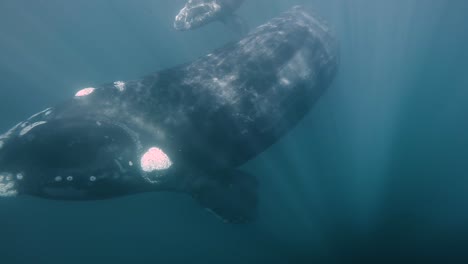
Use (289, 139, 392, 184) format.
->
(174, 0, 248, 34)
(0, 6, 338, 223)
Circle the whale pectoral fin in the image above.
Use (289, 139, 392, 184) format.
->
(220, 14, 249, 36)
(190, 170, 258, 224)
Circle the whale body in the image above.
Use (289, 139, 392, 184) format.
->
(0, 7, 338, 223)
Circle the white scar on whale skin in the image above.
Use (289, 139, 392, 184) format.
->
(75, 87, 95, 97)
(19, 121, 47, 137)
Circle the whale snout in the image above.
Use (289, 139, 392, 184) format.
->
(0, 114, 146, 199)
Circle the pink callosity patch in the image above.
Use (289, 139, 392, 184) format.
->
(75, 87, 95, 97)
(140, 147, 172, 172)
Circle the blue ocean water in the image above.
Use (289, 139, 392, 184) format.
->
(0, 0, 468, 263)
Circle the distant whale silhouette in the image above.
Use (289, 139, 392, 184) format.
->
(0, 6, 338, 223)
(174, 0, 248, 34)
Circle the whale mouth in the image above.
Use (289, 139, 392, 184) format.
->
(0, 118, 141, 185)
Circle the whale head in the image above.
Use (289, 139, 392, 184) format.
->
(174, 0, 225, 31)
(0, 87, 175, 199)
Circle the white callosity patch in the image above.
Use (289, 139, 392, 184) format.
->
(0, 122, 23, 140)
(140, 147, 172, 172)
(89, 176, 96, 182)
(0, 182, 17, 197)
(19, 121, 47, 137)
(66, 176, 73, 181)
(113, 81, 126, 92)
(0, 107, 53, 141)
(16, 173, 24, 180)
(54, 176, 62, 182)
(75, 87, 95, 97)
(28, 107, 52, 120)
(174, 0, 221, 30)
(0, 173, 17, 197)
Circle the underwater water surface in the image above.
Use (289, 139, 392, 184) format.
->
(1, 0, 468, 263)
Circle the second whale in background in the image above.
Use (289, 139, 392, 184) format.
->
(174, 0, 248, 34)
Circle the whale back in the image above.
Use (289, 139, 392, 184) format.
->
(124, 7, 338, 170)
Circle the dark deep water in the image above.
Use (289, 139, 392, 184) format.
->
(1, 0, 468, 263)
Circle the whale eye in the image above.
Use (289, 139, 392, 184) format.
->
(75, 87, 95, 97)
(140, 147, 172, 172)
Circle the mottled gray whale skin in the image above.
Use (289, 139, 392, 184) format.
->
(0, 7, 338, 223)
(174, 0, 246, 33)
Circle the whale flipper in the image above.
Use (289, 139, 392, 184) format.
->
(190, 170, 258, 223)
(220, 13, 249, 36)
